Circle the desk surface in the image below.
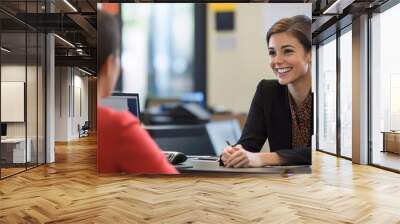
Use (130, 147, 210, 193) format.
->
(1, 138, 26, 143)
(381, 131, 400, 134)
(176, 158, 311, 174)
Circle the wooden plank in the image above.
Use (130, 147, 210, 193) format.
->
(0, 135, 399, 223)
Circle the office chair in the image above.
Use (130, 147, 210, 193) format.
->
(79, 121, 90, 138)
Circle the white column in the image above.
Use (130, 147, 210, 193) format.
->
(45, 0, 55, 163)
(352, 14, 369, 164)
(46, 33, 55, 163)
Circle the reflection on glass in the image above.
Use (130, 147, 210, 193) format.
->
(318, 37, 337, 154)
(340, 30, 352, 158)
(371, 3, 400, 171)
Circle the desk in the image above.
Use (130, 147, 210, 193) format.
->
(1, 138, 31, 164)
(176, 158, 311, 174)
(381, 131, 400, 154)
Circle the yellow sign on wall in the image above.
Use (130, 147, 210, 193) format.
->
(209, 3, 236, 12)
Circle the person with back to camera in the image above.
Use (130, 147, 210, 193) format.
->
(97, 11, 178, 174)
(221, 15, 312, 168)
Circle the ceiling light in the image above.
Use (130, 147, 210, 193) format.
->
(54, 34, 75, 48)
(322, 0, 341, 15)
(78, 67, 93, 76)
(63, 0, 78, 12)
(1, 47, 11, 53)
(322, 0, 354, 15)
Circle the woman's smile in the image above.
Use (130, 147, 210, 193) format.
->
(275, 67, 293, 79)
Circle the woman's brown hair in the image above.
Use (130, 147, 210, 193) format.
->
(98, 11, 120, 72)
(266, 15, 311, 52)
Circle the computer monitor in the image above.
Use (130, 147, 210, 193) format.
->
(145, 124, 216, 156)
(1, 123, 7, 137)
(101, 93, 140, 120)
(145, 120, 242, 156)
(206, 119, 242, 155)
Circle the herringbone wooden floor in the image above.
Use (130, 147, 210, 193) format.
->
(1, 135, 400, 224)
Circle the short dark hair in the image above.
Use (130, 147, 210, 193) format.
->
(97, 11, 120, 73)
(266, 15, 311, 52)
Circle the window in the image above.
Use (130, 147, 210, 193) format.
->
(370, 2, 400, 171)
(339, 28, 352, 158)
(121, 3, 195, 105)
(317, 36, 337, 154)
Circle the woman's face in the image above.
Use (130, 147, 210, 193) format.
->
(268, 32, 311, 85)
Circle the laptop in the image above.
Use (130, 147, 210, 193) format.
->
(101, 93, 140, 120)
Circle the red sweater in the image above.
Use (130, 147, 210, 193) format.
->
(97, 106, 178, 174)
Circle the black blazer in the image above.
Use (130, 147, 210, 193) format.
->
(236, 80, 311, 165)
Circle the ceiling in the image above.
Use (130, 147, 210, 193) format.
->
(0, 0, 97, 73)
(0, 0, 393, 74)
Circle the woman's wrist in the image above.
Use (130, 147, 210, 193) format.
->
(258, 152, 283, 166)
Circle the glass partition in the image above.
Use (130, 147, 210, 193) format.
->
(1, 31, 28, 177)
(0, 1, 46, 179)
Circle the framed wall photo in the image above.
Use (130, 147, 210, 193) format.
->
(1, 81, 25, 122)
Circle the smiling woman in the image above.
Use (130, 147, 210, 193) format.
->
(220, 15, 312, 167)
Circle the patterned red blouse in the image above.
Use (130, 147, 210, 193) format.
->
(288, 92, 312, 149)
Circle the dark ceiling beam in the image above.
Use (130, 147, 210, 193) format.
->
(86, 0, 97, 12)
(12, 13, 86, 32)
(55, 55, 96, 72)
(0, 19, 26, 31)
(0, 8, 38, 31)
(66, 13, 97, 46)
(312, 15, 335, 33)
(55, 47, 96, 58)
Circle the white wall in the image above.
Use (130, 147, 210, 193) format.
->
(73, 73, 89, 138)
(54, 67, 89, 141)
(1, 64, 46, 164)
(1, 65, 36, 137)
(207, 3, 312, 113)
(55, 66, 68, 141)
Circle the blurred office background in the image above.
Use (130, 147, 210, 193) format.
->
(103, 1, 400, 172)
(116, 3, 311, 114)
(100, 3, 312, 154)
(2, 0, 400, 179)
